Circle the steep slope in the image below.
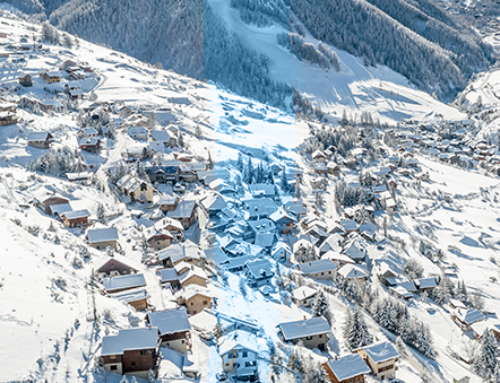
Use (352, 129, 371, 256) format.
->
(4, 0, 494, 107)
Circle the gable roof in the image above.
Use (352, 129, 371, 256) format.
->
(157, 240, 203, 263)
(245, 259, 274, 280)
(321, 251, 355, 264)
(278, 317, 330, 340)
(101, 328, 159, 356)
(102, 273, 146, 292)
(27, 132, 52, 141)
(150, 130, 172, 141)
(159, 268, 179, 283)
(147, 308, 191, 335)
(357, 341, 399, 363)
(292, 286, 318, 300)
(299, 259, 337, 274)
(61, 209, 90, 220)
(219, 330, 260, 356)
(414, 277, 437, 289)
(326, 354, 370, 381)
(167, 200, 196, 219)
(96, 258, 137, 274)
(88, 227, 119, 243)
(456, 308, 485, 325)
(338, 264, 369, 279)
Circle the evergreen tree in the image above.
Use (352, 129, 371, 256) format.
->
(96, 203, 105, 221)
(411, 322, 435, 358)
(243, 157, 254, 184)
(474, 330, 499, 379)
(178, 132, 185, 148)
(280, 167, 289, 194)
(343, 307, 373, 350)
(237, 152, 244, 173)
(492, 364, 500, 383)
(433, 276, 453, 305)
(312, 290, 332, 324)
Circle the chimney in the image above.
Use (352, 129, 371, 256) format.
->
(303, 315, 307, 320)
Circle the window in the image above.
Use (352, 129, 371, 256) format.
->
(203, 300, 208, 305)
(190, 302, 194, 305)
(319, 334, 323, 338)
(306, 336, 313, 340)
(110, 365, 117, 371)
(242, 351, 248, 358)
(131, 362, 136, 367)
(140, 350, 146, 356)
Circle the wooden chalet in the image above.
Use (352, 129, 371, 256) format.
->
(61, 209, 90, 228)
(39, 71, 61, 83)
(18, 73, 33, 87)
(101, 328, 160, 378)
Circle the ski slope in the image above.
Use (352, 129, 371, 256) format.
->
(208, 0, 466, 124)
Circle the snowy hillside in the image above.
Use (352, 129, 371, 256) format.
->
(2, 7, 500, 383)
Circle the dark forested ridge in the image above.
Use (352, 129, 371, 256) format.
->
(7, 0, 496, 104)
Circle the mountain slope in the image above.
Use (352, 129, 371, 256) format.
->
(5, 0, 494, 107)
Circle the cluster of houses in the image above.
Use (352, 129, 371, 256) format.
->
(392, 118, 500, 178)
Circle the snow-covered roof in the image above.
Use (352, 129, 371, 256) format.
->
(176, 285, 212, 301)
(189, 310, 217, 332)
(321, 251, 355, 264)
(292, 286, 318, 300)
(278, 317, 330, 340)
(157, 241, 203, 263)
(49, 202, 72, 216)
(221, 255, 254, 271)
(338, 264, 369, 280)
(244, 259, 274, 280)
(167, 200, 197, 219)
(299, 259, 337, 274)
(456, 308, 485, 325)
(61, 209, 90, 219)
(340, 219, 358, 232)
(359, 341, 400, 363)
(66, 172, 91, 181)
(27, 132, 51, 141)
(248, 183, 275, 196)
(159, 268, 179, 283)
(109, 288, 149, 304)
(87, 227, 119, 243)
(326, 354, 370, 381)
(102, 273, 146, 292)
(101, 327, 159, 356)
(150, 130, 172, 141)
(343, 241, 366, 261)
(414, 277, 437, 289)
(147, 308, 191, 335)
(178, 266, 207, 284)
(470, 320, 500, 335)
(200, 192, 227, 212)
(219, 330, 261, 356)
(78, 138, 100, 146)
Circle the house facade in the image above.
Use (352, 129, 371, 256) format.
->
(101, 328, 160, 378)
(355, 341, 399, 380)
(277, 317, 330, 350)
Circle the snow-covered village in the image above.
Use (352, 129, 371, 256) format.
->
(5, 1, 500, 383)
